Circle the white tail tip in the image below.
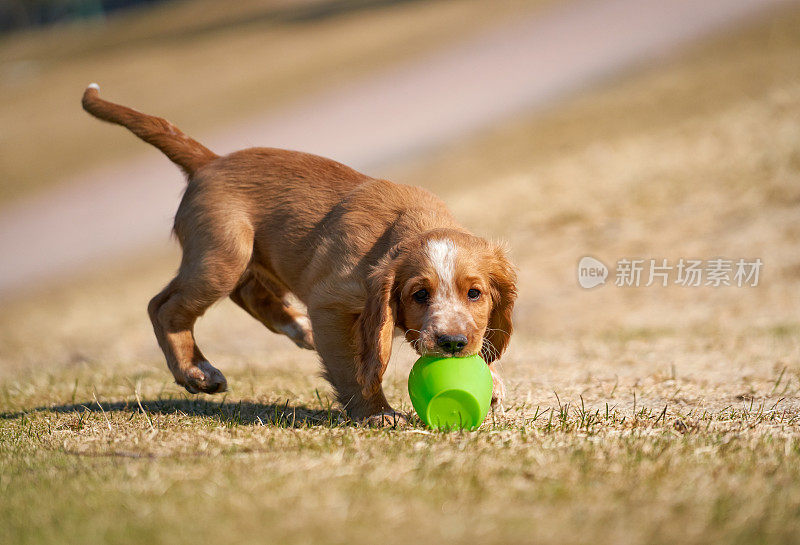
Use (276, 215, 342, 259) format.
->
(87, 83, 100, 90)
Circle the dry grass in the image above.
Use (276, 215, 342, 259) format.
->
(2, 5, 800, 545)
(0, 0, 542, 203)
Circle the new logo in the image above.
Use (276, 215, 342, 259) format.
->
(577, 256, 608, 289)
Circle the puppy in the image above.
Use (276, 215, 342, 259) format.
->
(82, 85, 517, 423)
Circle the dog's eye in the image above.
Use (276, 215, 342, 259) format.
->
(467, 288, 481, 301)
(412, 289, 429, 303)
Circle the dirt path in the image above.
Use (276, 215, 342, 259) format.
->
(0, 0, 792, 297)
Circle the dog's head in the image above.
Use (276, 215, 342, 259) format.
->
(355, 229, 517, 397)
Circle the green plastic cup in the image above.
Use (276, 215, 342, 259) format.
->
(408, 353, 493, 430)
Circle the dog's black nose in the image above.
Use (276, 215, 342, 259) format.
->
(436, 334, 467, 354)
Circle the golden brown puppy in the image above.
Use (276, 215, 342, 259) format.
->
(82, 85, 517, 423)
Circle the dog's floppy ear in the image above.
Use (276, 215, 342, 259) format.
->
(355, 257, 398, 398)
(480, 245, 517, 364)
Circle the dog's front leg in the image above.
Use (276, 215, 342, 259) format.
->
(308, 307, 402, 423)
(489, 362, 506, 413)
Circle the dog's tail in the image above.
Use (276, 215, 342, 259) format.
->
(81, 83, 217, 177)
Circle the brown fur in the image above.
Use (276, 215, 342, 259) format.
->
(82, 86, 517, 421)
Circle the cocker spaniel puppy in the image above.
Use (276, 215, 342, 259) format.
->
(82, 85, 517, 423)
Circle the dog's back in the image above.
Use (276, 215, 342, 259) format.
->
(82, 84, 457, 300)
(183, 147, 458, 301)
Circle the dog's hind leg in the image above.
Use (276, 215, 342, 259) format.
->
(148, 220, 253, 394)
(230, 272, 315, 350)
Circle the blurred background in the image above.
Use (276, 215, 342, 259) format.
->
(0, 0, 799, 405)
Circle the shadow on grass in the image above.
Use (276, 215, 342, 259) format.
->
(0, 397, 350, 428)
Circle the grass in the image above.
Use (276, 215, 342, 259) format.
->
(2, 366, 800, 545)
(2, 3, 800, 545)
(0, 0, 543, 203)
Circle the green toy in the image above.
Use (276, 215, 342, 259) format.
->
(408, 353, 493, 430)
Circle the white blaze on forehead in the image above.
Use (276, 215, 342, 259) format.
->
(426, 238, 457, 295)
(424, 238, 474, 341)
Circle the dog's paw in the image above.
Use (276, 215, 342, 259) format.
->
(181, 361, 228, 394)
(490, 369, 506, 412)
(281, 315, 315, 351)
(362, 411, 409, 428)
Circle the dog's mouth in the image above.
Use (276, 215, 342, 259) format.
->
(410, 337, 479, 358)
(405, 329, 481, 358)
